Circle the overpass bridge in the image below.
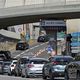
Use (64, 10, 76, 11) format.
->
(0, 0, 80, 27)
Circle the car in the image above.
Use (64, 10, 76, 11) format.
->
(8, 59, 17, 76)
(42, 55, 74, 80)
(0, 61, 4, 74)
(3, 61, 11, 74)
(0, 54, 7, 60)
(14, 57, 30, 76)
(65, 55, 80, 80)
(21, 58, 49, 78)
(37, 35, 49, 42)
(16, 41, 29, 50)
(0, 51, 12, 60)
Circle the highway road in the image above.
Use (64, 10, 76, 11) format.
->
(11, 42, 48, 59)
(0, 75, 64, 80)
(0, 75, 42, 80)
(0, 42, 64, 80)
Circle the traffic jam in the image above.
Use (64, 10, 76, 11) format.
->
(0, 20, 80, 80)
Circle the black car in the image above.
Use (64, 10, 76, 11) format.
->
(37, 35, 49, 42)
(65, 55, 80, 80)
(16, 41, 29, 50)
(42, 55, 74, 80)
(0, 51, 11, 60)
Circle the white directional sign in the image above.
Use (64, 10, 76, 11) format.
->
(71, 50, 80, 53)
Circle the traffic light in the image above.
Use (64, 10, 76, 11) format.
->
(66, 34, 72, 42)
(66, 34, 72, 53)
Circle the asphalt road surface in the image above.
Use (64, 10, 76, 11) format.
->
(0, 75, 64, 80)
(11, 42, 48, 58)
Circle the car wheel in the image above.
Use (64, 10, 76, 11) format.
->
(25, 74, 29, 78)
(14, 73, 17, 76)
(77, 70, 80, 80)
(8, 73, 12, 76)
(25, 71, 29, 78)
(42, 75, 47, 80)
(21, 72, 25, 77)
(49, 70, 54, 80)
(42, 71, 47, 79)
(65, 71, 69, 80)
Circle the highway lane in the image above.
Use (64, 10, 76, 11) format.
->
(0, 75, 42, 80)
(11, 42, 48, 58)
(0, 75, 64, 80)
(11, 42, 42, 58)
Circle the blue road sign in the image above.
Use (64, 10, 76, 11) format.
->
(71, 32, 80, 37)
(26, 33, 30, 41)
(71, 42, 80, 47)
(46, 45, 53, 54)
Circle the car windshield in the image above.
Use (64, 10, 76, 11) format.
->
(51, 57, 73, 65)
(17, 43, 24, 46)
(20, 58, 29, 64)
(29, 60, 48, 64)
(13, 62, 17, 64)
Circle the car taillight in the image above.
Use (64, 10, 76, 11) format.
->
(11, 65, 14, 67)
(27, 64, 34, 68)
(52, 61, 59, 65)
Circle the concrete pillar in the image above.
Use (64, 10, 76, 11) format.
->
(29, 23, 33, 39)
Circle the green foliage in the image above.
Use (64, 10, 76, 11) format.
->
(75, 55, 80, 61)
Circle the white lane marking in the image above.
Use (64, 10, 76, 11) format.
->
(33, 48, 46, 57)
(14, 42, 48, 58)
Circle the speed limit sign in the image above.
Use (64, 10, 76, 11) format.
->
(18, 28, 22, 32)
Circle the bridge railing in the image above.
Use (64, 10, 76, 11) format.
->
(0, 0, 80, 8)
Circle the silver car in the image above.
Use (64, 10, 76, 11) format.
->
(3, 61, 11, 74)
(42, 55, 74, 80)
(21, 58, 48, 77)
(0, 61, 4, 74)
(8, 59, 17, 75)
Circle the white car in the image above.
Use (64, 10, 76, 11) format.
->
(21, 58, 48, 77)
(8, 59, 17, 75)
